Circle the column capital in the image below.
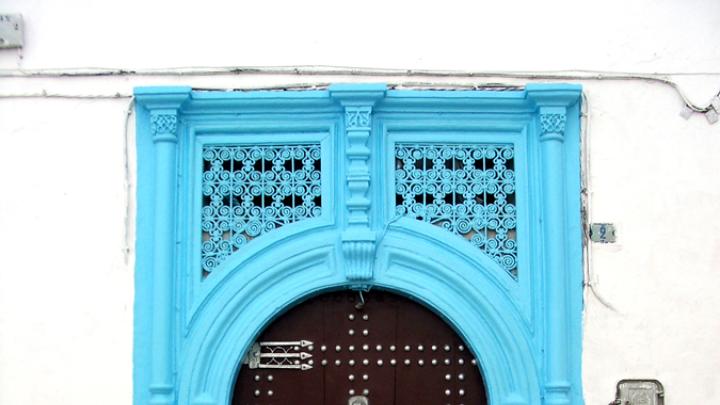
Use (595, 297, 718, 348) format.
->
(344, 106, 372, 130)
(149, 110, 179, 142)
(135, 86, 192, 144)
(525, 84, 581, 143)
(539, 107, 568, 142)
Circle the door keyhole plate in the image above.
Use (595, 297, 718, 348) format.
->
(348, 395, 368, 405)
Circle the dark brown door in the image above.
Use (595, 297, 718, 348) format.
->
(233, 290, 487, 405)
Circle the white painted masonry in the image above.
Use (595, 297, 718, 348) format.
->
(0, 1, 718, 404)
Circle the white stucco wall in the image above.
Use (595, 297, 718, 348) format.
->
(1, 1, 718, 404)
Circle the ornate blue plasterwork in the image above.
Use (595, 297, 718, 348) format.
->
(200, 144, 322, 274)
(151, 113, 178, 137)
(330, 86, 386, 286)
(346, 107, 372, 128)
(539, 112, 568, 142)
(539, 113, 567, 134)
(134, 83, 584, 405)
(394, 143, 518, 276)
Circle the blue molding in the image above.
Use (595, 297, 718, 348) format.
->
(134, 84, 583, 405)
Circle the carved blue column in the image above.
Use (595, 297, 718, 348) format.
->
(540, 107, 571, 405)
(329, 84, 386, 286)
(135, 87, 191, 405)
(527, 86, 579, 405)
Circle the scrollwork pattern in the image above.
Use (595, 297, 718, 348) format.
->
(201, 144, 322, 275)
(394, 144, 518, 276)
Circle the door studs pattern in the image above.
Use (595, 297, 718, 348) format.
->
(233, 291, 487, 405)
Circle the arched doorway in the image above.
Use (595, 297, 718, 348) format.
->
(134, 84, 584, 405)
(232, 290, 487, 405)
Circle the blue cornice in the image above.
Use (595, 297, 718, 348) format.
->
(525, 83, 582, 108)
(134, 86, 192, 111)
(131, 83, 583, 114)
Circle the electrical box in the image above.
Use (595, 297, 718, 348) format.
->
(0, 14, 23, 49)
(613, 379, 664, 405)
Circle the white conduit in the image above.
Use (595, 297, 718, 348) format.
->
(0, 65, 719, 111)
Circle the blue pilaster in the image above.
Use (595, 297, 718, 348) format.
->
(135, 87, 192, 405)
(527, 85, 581, 405)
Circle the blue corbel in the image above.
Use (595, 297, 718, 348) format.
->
(329, 84, 386, 287)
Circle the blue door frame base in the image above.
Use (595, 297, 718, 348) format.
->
(134, 83, 583, 405)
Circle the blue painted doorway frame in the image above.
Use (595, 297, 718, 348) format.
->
(134, 83, 583, 405)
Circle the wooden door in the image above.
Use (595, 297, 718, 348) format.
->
(233, 290, 487, 405)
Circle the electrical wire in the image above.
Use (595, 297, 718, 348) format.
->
(580, 92, 617, 312)
(3, 65, 720, 78)
(1, 65, 718, 111)
(0, 91, 131, 99)
(122, 97, 135, 264)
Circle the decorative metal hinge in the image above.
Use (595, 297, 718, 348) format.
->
(244, 340, 314, 371)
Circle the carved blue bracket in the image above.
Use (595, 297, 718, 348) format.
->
(330, 84, 386, 286)
(134, 83, 583, 405)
